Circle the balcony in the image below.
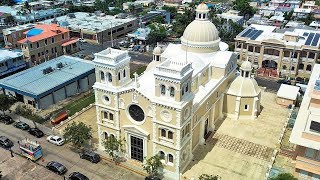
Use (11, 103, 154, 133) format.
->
(295, 156, 320, 175)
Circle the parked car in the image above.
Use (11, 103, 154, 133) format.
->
(0, 136, 13, 148)
(79, 151, 100, 163)
(138, 45, 145, 53)
(69, 172, 89, 180)
(47, 135, 64, 146)
(128, 44, 135, 51)
(0, 115, 14, 124)
(277, 79, 291, 85)
(46, 161, 68, 175)
(79, 38, 87, 43)
(118, 40, 128, 46)
(28, 128, 44, 138)
(133, 45, 140, 51)
(13, 122, 30, 130)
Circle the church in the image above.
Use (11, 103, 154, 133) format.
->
(92, 3, 261, 179)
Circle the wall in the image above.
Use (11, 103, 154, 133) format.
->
(276, 97, 295, 106)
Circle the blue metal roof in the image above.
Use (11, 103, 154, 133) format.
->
(0, 56, 95, 99)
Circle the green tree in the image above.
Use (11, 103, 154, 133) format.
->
(102, 135, 124, 164)
(172, 9, 195, 37)
(128, 4, 136, 14)
(233, 0, 256, 18)
(94, 0, 109, 13)
(4, 15, 15, 25)
(305, 13, 315, 25)
(143, 155, 163, 179)
(284, 10, 293, 21)
(199, 174, 220, 180)
(63, 122, 92, 149)
(151, 16, 165, 24)
(0, 0, 15, 6)
(0, 94, 16, 114)
(162, 6, 177, 18)
(148, 23, 168, 45)
(23, 1, 31, 13)
(270, 173, 297, 180)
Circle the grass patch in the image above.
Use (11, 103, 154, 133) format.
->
(130, 65, 147, 78)
(62, 92, 95, 116)
(16, 104, 47, 124)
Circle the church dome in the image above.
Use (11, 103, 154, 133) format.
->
(240, 61, 253, 71)
(181, 3, 221, 52)
(226, 76, 261, 97)
(153, 46, 162, 55)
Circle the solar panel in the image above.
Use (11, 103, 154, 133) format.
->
(241, 29, 252, 37)
(303, 32, 309, 36)
(305, 33, 315, 45)
(246, 30, 258, 38)
(310, 121, 320, 133)
(251, 30, 263, 40)
(311, 33, 320, 46)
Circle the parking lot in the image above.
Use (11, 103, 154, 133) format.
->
(0, 114, 143, 180)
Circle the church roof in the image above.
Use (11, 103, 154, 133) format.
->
(226, 76, 261, 97)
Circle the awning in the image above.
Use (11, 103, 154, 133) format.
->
(61, 38, 79, 47)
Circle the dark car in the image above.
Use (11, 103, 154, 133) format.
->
(0, 136, 13, 148)
(0, 115, 14, 124)
(277, 79, 291, 85)
(28, 128, 44, 138)
(69, 172, 89, 180)
(79, 151, 100, 163)
(46, 161, 68, 175)
(13, 121, 30, 130)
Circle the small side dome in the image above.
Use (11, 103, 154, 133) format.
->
(196, 3, 209, 13)
(240, 61, 252, 71)
(153, 46, 162, 55)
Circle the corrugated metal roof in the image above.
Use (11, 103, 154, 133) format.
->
(0, 55, 94, 98)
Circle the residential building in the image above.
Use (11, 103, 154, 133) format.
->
(93, 4, 258, 179)
(290, 64, 320, 179)
(18, 24, 79, 66)
(163, 0, 183, 7)
(127, 27, 150, 45)
(41, 12, 138, 44)
(3, 23, 35, 48)
(0, 55, 95, 109)
(234, 24, 320, 79)
(0, 49, 26, 78)
(216, 10, 244, 31)
(269, 15, 285, 27)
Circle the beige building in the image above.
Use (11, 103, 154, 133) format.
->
(290, 64, 320, 179)
(225, 61, 261, 120)
(276, 84, 300, 106)
(18, 24, 79, 66)
(235, 24, 320, 80)
(93, 4, 257, 179)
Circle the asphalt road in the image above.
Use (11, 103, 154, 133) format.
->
(0, 116, 143, 180)
(255, 76, 281, 93)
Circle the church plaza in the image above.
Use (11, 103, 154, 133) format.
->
(182, 90, 289, 180)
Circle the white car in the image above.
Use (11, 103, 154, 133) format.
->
(47, 135, 64, 146)
(79, 38, 87, 43)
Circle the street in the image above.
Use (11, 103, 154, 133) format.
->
(0, 115, 143, 180)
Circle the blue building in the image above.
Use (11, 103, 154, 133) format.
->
(0, 49, 26, 78)
(0, 55, 96, 109)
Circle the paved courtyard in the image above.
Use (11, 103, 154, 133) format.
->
(182, 90, 289, 180)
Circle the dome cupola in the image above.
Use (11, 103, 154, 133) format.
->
(180, 3, 221, 53)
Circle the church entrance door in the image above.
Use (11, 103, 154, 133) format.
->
(130, 136, 144, 162)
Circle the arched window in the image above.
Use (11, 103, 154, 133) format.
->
(103, 132, 108, 139)
(168, 131, 173, 139)
(168, 154, 173, 163)
(110, 134, 115, 140)
(185, 83, 189, 92)
(118, 72, 121, 80)
(123, 69, 126, 78)
(107, 72, 112, 82)
(298, 64, 304, 70)
(306, 64, 312, 71)
(198, 14, 201, 19)
(161, 129, 166, 137)
(203, 14, 206, 19)
(159, 151, 165, 159)
(160, 85, 166, 95)
(100, 71, 105, 81)
(245, 71, 249, 77)
(170, 87, 175, 97)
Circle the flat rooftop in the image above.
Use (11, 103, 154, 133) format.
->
(0, 56, 94, 98)
(0, 49, 23, 63)
(236, 24, 320, 48)
(40, 12, 136, 34)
